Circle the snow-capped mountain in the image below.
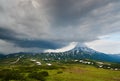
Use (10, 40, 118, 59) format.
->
(59, 44, 120, 62)
(41, 43, 120, 62)
(71, 43, 99, 54)
(0, 44, 120, 63)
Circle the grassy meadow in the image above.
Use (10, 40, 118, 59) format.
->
(0, 63, 120, 81)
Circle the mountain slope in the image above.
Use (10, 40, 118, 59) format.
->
(40, 44, 120, 63)
(0, 44, 120, 63)
(62, 45, 116, 62)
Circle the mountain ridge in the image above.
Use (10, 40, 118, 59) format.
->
(0, 44, 120, 63)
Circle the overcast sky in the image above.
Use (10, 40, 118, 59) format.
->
(0, 0, 120, 54)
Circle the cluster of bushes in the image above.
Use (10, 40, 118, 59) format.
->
(0, 69, 25, 81)
(0, 68, 49, 81)
(57, 71, 63, 74)
(0, 65, 66, 81)
(28, 71, 49, 81)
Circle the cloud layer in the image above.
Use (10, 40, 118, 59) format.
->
(0, 0, 120, 54)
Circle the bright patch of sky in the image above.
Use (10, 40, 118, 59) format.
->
(99, 32, 120, 41)
(86, 32, 120, 54)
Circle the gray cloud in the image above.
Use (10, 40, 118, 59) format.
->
(0, 0, 120, 53)
(0, 27, 17, 41)
(0, 27, 65, 50)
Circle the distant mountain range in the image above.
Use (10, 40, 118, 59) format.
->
(0, 54, 5, 58)
(0, 44, 120, 63)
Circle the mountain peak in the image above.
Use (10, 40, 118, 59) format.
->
(71, 43, 99, 54)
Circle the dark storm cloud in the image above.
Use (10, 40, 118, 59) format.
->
(0, 28, 64, 49)
(13, 40, 64, 49)
(0, 0, 120, 53)
(0, 27, 18, 41)
(51, 0, 119, 27)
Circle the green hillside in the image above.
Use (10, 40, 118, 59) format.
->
(0, 54, 120, 81)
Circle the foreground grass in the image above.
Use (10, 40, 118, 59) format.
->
(0, 64, 120, 81)
(46, 64, 120, 81)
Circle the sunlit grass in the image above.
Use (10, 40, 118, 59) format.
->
(0, 63, 120, 81)
(46, 64, 120, 81)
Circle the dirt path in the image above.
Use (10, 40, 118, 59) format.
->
(11, 56, 24, 64)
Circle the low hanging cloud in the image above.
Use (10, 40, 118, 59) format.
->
(44, 42, 77, 53)
(0, 0, 120, 54)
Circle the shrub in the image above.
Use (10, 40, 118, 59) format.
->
(57, 71, 63, 74)
(0, 69, 25, 81)
(28, 72, 46, 81)
(40, 71, 49, 77)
